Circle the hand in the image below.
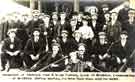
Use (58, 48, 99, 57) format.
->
(30, 55, 39, 61)
(122, 58, 127, 63)
(99, 55, 103, 60)
(65, 58, 68, 65)
(13, 51, 20, 56)
(91, 54, 96, 58)
(50, 64, 59, 67)
(44, 32, 47, 35)
(103, 53, 111, 58)
(86, 61, 93, 67)
(36, 54, 40, 59)
(8, 52, 14, 56)
(116, 57, 121, 64)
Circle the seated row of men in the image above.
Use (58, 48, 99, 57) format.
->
(0, 27, 134, 72)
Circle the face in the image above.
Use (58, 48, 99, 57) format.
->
(70, 20, 77, 26)
(111, 13, 118, 21)
(90, 7, 98, 15)
(91, 14, 98, 20)
(74, 32, 81, 38)
(124, 1, 130, 9)
(33, 15, 39, 21)
(9, 32, 16, 38)
(78, 45, 85, 55)
(102, 7, 109, 12)
(60, 13, 66, 20)
(61, 33, 68, 38)
(78, 13, 83, 20)
(52, 14, 58, 20)
(72, 15, 78, 20)
(120, 34, 128, 40)
(44, 17, 50, 23)
(52, 46, 59, 53)
(99, 35, 106, 45)
(104, 13, 110, 21)
(33, 31, 40, 36)
(82, 20, 88, 25)
(128, 13, 135, 18)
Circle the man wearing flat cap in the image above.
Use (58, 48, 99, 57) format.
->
(1, 29, 23, 71)
(93, 31, 112, 72)
(59, 30, 74, 56)
(27, 10, 44, 36)
(110, 31, 132, 72)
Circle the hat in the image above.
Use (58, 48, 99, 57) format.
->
(60, 12, 66, 15)
(98, 32, 106, 36)
(82, 16, 89, 21)
(102, 4, 109, 8)
(52, 12, 58, 15)
(7, 29, 17, 35)
(78, 43, 86, 47)
(32, 10, 40, 14)
(32, 28, 41, 33)
(70, 18, 76, 21)
(128, 9, 135, 14)
(72, 30, 81, 37)
(51, 42, 60, 47)
(61, 30, 68, 34)
(72, 12, 78, 16)
(91, 13, 98, 16)
(121, 31, 128, 35)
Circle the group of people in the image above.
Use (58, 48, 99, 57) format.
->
(0, 1, 135, 72)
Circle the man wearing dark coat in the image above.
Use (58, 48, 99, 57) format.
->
(110, 31, 132, 72)
(24, 28, 45, 69)
(1, 29, 23, 71)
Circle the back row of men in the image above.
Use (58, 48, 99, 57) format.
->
(0, 2, 135, 72)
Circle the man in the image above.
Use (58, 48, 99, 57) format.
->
(93, 32, 111, 72)
(58, 12, 70, 36)
(89, 6, 98, 16)
(50, 13, 60, 40)
(68, 43, 95, 72)
(118, 1, 130, 25)
(107, 12, 122, 43)
(89, 13, 102, 37)
(110, 31, 132, 72)
(102, 13, 111, 31)
(59, 30, 73, 56)
(37, 43, 66, 72)
(69, 19, 78, 37)
(1, 29, 23, 71)
(24, 28, 45, 69)
(77, 12, 83, 28)
(27, 10, 44, 36)
(72, 30, 83, 51)
(98, 4, 110, 25)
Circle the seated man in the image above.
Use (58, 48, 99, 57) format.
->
(93, 32, 112, 72)
(24, 28, 45, 69)
(37, 42, 66, 72)
(110, 31, 132, 72)
(1, 29, 23, 71)
(68, 43, 97, 72)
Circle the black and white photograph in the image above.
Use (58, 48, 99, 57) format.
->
(0, 0, 135, 73)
